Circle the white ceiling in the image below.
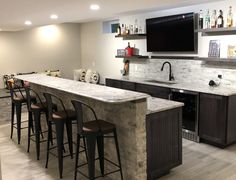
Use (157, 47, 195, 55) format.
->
(0, 0, 221, 31)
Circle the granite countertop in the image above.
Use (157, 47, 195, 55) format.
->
(16, 74, 150, 103)
(107, 76, 236, 96)
(147, 97, 184, 115)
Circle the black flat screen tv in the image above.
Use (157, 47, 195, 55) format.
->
(146, 12, 198, 53)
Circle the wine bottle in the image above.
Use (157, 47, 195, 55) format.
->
(217, 10, 224, 28)
(210, 10, 217, 28)
(199, 10, 203, 29)
(227, 6, 233, 27)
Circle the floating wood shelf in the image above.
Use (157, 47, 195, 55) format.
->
(115, 34, 146, 40)
(115, 55, 149, 59)
(196, 27, 236, 36)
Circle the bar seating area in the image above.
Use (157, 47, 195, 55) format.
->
(6, 79, 124, 180)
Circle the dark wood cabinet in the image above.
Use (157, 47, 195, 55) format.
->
(136, 83, 170, 99)
(106, 78, 136, 91)
(146, 108, 182, 179)
(199, 93, 236, 147)
(106, 78, 170, 99)
(121, 81, 136, 91)
(105, 78, 122, 89)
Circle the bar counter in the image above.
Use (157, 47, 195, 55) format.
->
(16, 74, 183, 180)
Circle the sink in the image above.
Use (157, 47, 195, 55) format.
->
(144, 79, 177, 85)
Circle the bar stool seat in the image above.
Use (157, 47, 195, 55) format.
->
(83, 120, 115, 134)
(53, 110, 76, 120)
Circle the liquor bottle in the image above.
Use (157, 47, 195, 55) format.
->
(125, 42, 133, 57)
(227, 6, 233, 27)
(125, 24, 130, 35)
(199, 10, 203, 29)
(134, 19, 138, 34)
(117, 24, 121, 35)
(205, 9, 210, 29)
(210, 10, 217, 28)
(129, 25, 134, 34)
(217, 10, 224, 28)
(121, 24, 125, 35)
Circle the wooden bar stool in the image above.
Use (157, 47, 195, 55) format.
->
(8, 80, 35, 144)
(43, 92, 76, 179)
(72, 100, 123, 180)
(25, 87, 56, 160)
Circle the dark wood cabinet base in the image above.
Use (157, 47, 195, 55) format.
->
(146, 108, 182, 180)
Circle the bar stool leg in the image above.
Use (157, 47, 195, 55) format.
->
(55, 120, 65, 179)
(45, 121, 52, 168)
(113, 129, 124, 180)
(97, 135, 104, 176)
(74, 134, 81, 180)
(65, 120, 73, 159)
(86, 134, 96, 180)
(15, 102, 22, 144)
(34, 109, 41, 160)
(10, 103, 15, 139)
(27, 111, 33, 153)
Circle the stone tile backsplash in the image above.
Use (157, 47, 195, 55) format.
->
(129, 58, 236, 87)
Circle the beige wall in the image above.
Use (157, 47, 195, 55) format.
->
(80, 21, 123, 84)
(0, 23, 81, 88)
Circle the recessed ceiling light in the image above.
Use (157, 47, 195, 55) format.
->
(24, 21, 32, 26)
(90, 4, 100, 10)
(50, 14, 58, 19)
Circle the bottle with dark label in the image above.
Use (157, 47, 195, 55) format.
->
(211, 10, 217, 28)
(217, 10, 224, 28)
(199, 10, 203, 29)
(227, 6, 233, 27)
(121, 24, 125, 35)
(205, 9, 210, 29)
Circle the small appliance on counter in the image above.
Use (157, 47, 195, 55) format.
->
(208, 74, 222, 87)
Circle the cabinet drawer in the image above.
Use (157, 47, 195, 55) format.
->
(136, 83, 170, 99)
(122, 81, 136, 91)
(105, 79, 122, 89)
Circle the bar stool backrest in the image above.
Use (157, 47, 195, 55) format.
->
(71, 100, 99, 135)
(43, 92, 69, 121)
(24, 87, 44, 111)
(7, 80, 25, 102)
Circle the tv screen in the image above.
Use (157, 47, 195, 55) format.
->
(146, 12, 197, 53)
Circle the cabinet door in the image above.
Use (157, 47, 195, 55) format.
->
(136, 83, 170, 99)
(146, 108, 182, 179)
(199, 93, 227, 145)
(105, 78, 122, 89)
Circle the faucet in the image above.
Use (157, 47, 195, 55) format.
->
(161, 61, 174, 81)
